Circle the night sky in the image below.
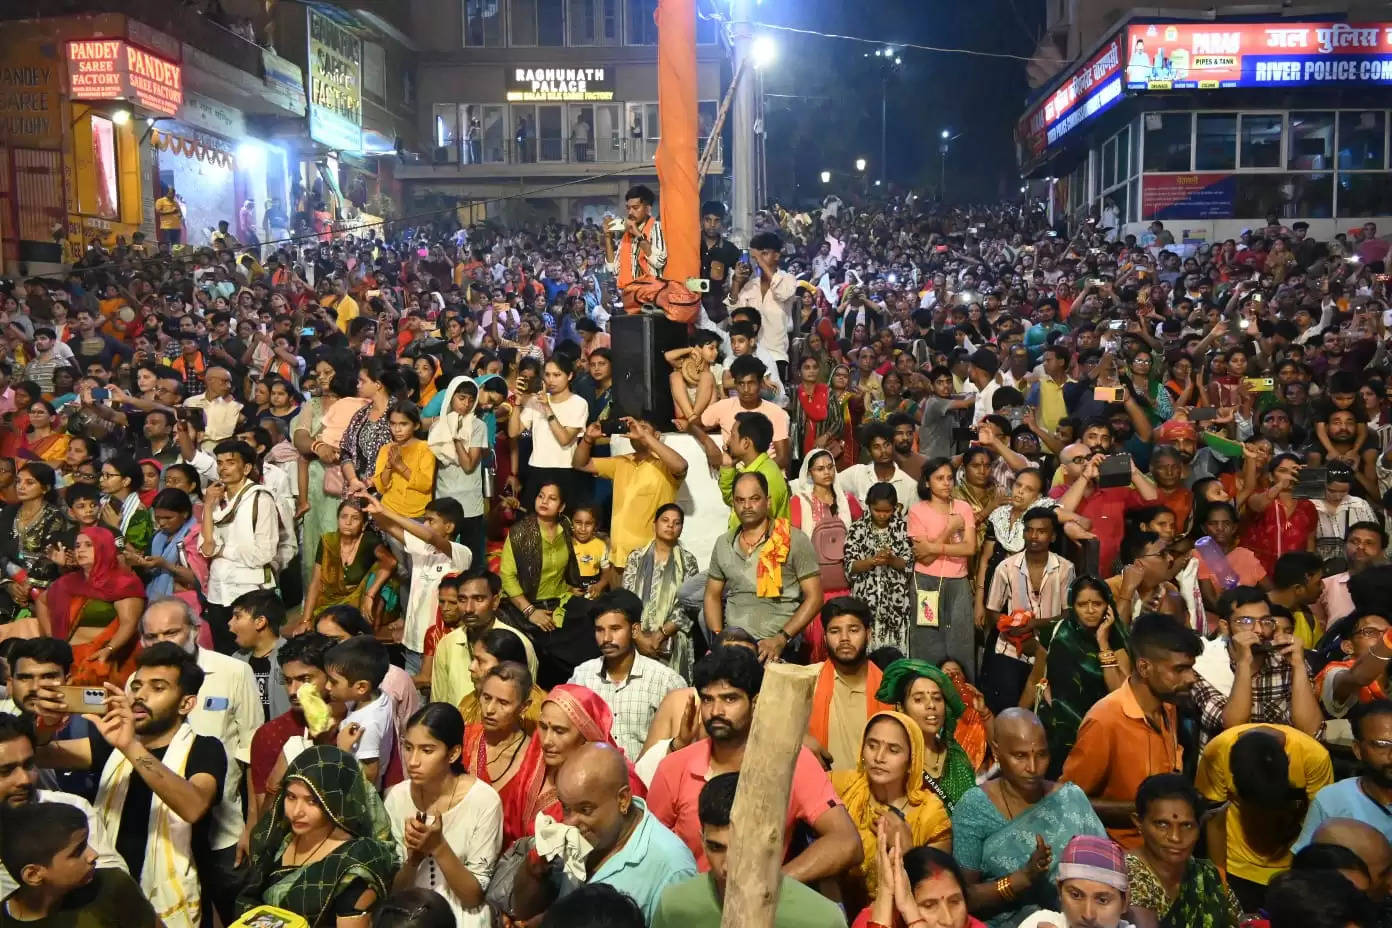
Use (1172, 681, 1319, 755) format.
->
(755, 0, 1043, 204)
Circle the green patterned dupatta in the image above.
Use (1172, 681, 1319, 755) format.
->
(240, 745, 401, 925)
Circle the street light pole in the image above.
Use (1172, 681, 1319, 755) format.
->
(730, 0, 754, 245)
(880, 75, 887, 189)
(939, 129, 960, 201)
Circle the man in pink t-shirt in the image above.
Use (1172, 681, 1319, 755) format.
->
(700, 355, 791, 470)
(645, 646, 861, 880)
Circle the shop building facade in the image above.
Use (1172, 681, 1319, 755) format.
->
(1018, 7, 1392, 242)
(396, 0, 726, 225)
(0, 7, 308, 273)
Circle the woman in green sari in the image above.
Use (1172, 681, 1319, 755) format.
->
(876, 659, 976, 808)
(300, 499, 398, 630)
(500, 480, 589, 688)
(1124, 347, 1173, 428)
(292, 355, 369, 595)
(238, 745, 400, 927)
(1022, 575, 1131, 779)
(1126, 774, 1240, 928)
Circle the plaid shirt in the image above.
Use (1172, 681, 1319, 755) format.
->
(1191, 651, 1294, 746)
(568, 653, 686, 761)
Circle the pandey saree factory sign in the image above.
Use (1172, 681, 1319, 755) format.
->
(1017, 37, 1124, 170)
(307, 6, 362, 151)
(1126, 21, 1392, 90)
(66, 39, 182, 116)
(505, 67, 615, 102)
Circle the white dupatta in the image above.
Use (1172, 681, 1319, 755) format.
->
(96, 722, 202, 928)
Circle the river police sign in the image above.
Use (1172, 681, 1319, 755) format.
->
(505, 67, 615, 102)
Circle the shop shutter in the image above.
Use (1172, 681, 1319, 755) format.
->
(12, 148, 65, 243)
(0, 146, 11, 268)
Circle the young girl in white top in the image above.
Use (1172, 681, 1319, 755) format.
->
(385, 703, 503, 928)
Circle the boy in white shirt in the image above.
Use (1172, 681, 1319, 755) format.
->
(323, 636, 395, 789)
(357, 493, 473, 677)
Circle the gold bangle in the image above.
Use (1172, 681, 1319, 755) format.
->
(995, 876, 1015, 901)
(1098, 649, 1116, 663)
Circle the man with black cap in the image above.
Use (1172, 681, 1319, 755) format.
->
(700, 201, 740, 327)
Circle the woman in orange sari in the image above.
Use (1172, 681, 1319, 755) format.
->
(499, 683, 646, 847)
(36, 526, 144, 685)
(20, 402, 69, 465)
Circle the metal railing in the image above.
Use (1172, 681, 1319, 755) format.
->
(438, 135, 720, 166)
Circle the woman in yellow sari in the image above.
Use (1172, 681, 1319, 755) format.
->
(832, 710, 953, 914)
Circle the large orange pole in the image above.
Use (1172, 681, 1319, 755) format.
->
(655, 0, 699, 285)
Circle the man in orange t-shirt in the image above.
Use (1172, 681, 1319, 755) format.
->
(1062, 613, 1202, 848)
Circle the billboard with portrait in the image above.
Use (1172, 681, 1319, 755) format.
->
(1125, 22, 1392, 90)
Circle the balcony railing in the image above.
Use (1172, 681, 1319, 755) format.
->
(430, 135, 721, 168)
(44, 0, 265, 78)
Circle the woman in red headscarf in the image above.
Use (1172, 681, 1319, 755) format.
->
(35, 526, 146, 685)
(501, 683, 646, 847)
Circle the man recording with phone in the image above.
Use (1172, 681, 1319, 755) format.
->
(1189, 585, 1323, 749)
(574, 416, 688, 580)
(1054, 432, 1159, 577)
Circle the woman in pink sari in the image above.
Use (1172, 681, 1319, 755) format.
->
(501, 683, 646, 847)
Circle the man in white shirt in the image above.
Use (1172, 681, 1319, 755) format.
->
(0, 712, 126, 900)
(967, 347, 1002, 426)
(199, 439, 280, 654)
(138, 597, 260, 924)
(726, 231, 797, 381)
(567, 591, 685, 761)
(183, 366, 243, 451)
(836, 420, 919, 510)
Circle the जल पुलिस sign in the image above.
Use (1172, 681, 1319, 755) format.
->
(1125, 21, 1392, 90)
(505, 67, 615, 101)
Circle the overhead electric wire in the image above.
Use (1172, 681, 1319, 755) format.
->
(747, 21, 1052, 63)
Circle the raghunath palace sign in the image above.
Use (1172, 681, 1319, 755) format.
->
(505, 67, 615, 102)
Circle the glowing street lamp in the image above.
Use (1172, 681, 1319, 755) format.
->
(751, 36, 777, 69)
(855, 158, 867, 172)
(820, 170, 831, 184)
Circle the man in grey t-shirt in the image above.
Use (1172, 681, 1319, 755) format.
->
(704, 471, 822, 663)
(919, 366, 975, 460)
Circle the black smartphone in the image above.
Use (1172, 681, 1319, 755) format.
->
(1293, 467, 1327, 499)
(1097, 453, 1133, 488)
(600, 418, 629, 436)
(1190, 407, 1219, 423)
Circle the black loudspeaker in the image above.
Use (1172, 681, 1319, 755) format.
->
(610, 313, 688, 431)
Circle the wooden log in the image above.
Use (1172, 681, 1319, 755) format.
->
(719, 662, 820, 928)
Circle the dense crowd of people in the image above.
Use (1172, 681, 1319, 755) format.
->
(0, 187, 1388, 928)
